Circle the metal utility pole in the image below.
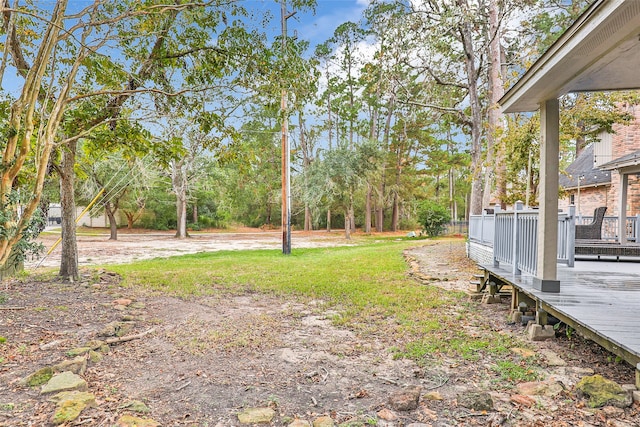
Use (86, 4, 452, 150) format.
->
(281, 0, 295, 255)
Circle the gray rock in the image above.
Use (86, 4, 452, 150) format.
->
(49, 391, 96, 425)
(388, 385, 422, 411)
(53, 356, 87, 375)
(312, 416, 335, 427)
(19, 367, 53, 387)
(516, 380, 564, 397)
(118, 400, 151, 413)
(457, 391, 494, 411)
(41, 371, 87, 394)
(237, 407, 275, 424)
(576, 374, 632, 408)
(99, 321, 134, 337)
(539, 349, 566, 367)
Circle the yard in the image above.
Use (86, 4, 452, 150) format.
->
(0, 233, 637, 426)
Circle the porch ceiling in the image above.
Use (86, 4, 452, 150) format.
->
(501, 0, 640, 113)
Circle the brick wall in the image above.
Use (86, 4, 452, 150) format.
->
(560, 179, 640, 216)
(563, 105, 640, 217)
(559, 185, 613, 216)
(467, 241, 493, 266)
(612, 104, 640, 160)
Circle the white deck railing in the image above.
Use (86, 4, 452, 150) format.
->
(469, 203, 576, 276)
(576, 214, 640, 242)
(469, 213, 494, 246)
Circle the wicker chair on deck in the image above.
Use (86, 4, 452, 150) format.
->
(575, 206, 607, 240)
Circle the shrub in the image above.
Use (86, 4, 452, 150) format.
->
(417, 201, 451, 237)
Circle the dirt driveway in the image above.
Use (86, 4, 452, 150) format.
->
(2, 233, 638, 426)
(30, 229, 355, 269)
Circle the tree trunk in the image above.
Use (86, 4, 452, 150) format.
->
(172, 160, 189, 239)
(105, 202, 118, 240)
(176, 190, 187, 238)
(344, 206, 352, 240)
(326, 209, 331, 232)
(59, 141, 78, 281)
(0, 247, 24, 281)
(484, 0, 506, 209)
(125, 212, 134, 229)
(266, 202, 272, 226)
(458, 0, 484, 215)
(377, 97, 394, 232)
(192, 200, 198, 224)
(304, 206, 312, 231)
(391, 191, 399, 232)
(365, 184, 372, 233)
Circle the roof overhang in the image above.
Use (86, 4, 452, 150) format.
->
(599, 150, 640, 172)
(501, 0, 640, 113)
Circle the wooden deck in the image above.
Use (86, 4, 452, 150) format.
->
(482, 261, 640, 369)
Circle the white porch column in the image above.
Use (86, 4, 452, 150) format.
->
(618, 171, 628, 244)
(534, 99, 560, 293)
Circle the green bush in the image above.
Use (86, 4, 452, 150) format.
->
(417, 201, 450, 237)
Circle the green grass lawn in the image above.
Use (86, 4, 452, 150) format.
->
(109, 239, 533, 375)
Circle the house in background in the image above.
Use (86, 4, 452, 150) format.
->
(559, 104, 640, 218)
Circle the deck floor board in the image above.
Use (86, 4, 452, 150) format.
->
(483, 261, 640, 367)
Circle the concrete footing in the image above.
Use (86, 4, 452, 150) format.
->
(482, 294, 502, 304)
(526, 323, 556, 341)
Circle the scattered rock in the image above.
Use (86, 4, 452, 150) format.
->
(113, 298, 133, 306)
(115, 415, 161, 427)
(423, 391, 443, 401)
(19, 367, 53, 387)
(388, 385, 422, 411)
(516, 380, 564, 397)
(99, 321, 135, 337)
(39, 339, 64, 350)
(376, 408, 397, 421)
(66, 347, 91, 357)
(53, 356, 87, 375)
(88, 350, 103, 363)
(576, 374, 632, 408)
(539, 349, 566, 367)
(312, 416, 335, 427)
(509, 394, 536, 407)
(633, 390, 640, 403)
(288, 420, 311, 427)
(237, 407, 276, 424)
(41, 371, 87, 394)
(130, 301, 146, 309)
(49, 391, 96, 426)
(119, 400, 151, 414)
(406, 424, 430, 427)
(457, 391, 494, 411)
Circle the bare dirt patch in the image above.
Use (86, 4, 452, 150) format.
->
(31, 229, 354, 269)
(1, 235, 638, 426)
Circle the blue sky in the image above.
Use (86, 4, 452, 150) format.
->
(247, 0, 370, 49)
(295, 0, 369, 44)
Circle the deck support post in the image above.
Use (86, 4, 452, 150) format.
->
(533, 98, 560, 293)
(618, 171, 628, 244)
